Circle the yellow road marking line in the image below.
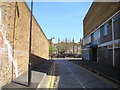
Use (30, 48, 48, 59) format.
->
(46, 62, 56, 88)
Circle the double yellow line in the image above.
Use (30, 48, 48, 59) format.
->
(46, 62, 56, 88)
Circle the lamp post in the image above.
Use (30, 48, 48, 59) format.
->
(50, 37, 55, 45)
(28, 0, 33, 87)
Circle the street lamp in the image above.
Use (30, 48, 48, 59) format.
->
(28, 0, 33, 87)
(50, 37, 55, 45)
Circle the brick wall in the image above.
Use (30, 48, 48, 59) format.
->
(83, 2, 120, 37)
(0, 2, 49, 87)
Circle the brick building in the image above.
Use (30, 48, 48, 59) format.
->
(82, 2, 120, 68)
(0, 2, 49, 87)
(54, 39, 81, 57)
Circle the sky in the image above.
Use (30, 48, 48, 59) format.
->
(26, 2, 93, 43)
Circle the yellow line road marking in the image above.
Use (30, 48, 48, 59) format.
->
(46, 62, 56, 88)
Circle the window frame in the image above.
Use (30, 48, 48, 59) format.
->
(103, 23, 108, 36)
(113, 14, 120, 22)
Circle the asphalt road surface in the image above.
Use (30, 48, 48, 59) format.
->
(52, 59, 115, 89)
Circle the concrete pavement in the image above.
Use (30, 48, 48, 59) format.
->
(2, 60, 53, 89)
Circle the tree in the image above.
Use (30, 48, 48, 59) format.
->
(59, 49, 66, 55)
(49, 45, 54, 54)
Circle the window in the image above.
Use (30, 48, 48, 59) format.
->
(93, 29, 100, 41)
(83, 36, 91, 45)
(113, 14, 120, 22)
(103, 23, 108, 36)
(92, 29, 100, 45)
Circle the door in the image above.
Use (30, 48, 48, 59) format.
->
(92, 48, 97, 62)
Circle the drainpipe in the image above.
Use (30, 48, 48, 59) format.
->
(28, 0, 33, 87)
(12, 2, 17, 81)
(112, 18, 115, 67)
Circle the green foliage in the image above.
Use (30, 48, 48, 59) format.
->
(75, 52, 78, 55)
(49, 46, 54, 54)
(59, 49, 66, 55)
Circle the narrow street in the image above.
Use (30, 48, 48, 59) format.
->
(50, 59, 115, 89)
(0, 1, 120, 89)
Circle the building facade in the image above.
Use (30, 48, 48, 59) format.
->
(53, 38, 82, 57)
(82, 2, 120, 68)
(0, 2, 49, 87)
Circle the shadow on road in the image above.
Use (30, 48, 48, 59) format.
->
(68, 59, 120, 83)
